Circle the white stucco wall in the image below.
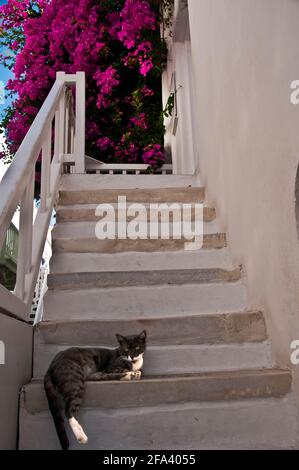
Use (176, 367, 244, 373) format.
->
(187, 0, 299, 397)
(163, 0, 198, 174)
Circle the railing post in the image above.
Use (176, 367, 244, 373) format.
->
(15, 172, 34, 301)
(56, 72, 66, 162)
(70, 123, 74, 154)
(54, 109, 60, 163)
(40, 125, 51, 212)
(65, 91, 70, 154)
(74, 71, 85, 173)
(69, 92, 75, 154)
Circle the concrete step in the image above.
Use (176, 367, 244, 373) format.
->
(50, 249, 234, 274)
(60, 174, 201, 191)
(52, 219, 220, 238)
(34, 310, 267, 347)
(33, 341, 273, 379)
(52, 220, 226, 253)
(52, 235, 226, 253)
(43, 281, 247, 321)
(47, 267, 242, 290)
(59, 186, 205, 205)
(22, 369, 292, 411)
(19, 370, 297, 449)
(56, 204, 216, 223)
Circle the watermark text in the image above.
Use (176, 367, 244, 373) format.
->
(94, 197, 204, 251)
(290, 340, 299, 365)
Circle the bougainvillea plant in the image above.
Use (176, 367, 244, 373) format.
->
(0, 0, 168, 171)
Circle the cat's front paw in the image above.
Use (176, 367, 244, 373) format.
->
(132, 370, 142, 380)
(121, 370, 142, 381)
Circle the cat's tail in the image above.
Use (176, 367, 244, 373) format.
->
(44, 371, 69, 450)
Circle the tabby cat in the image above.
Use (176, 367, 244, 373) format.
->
(44, 331, 147, 450)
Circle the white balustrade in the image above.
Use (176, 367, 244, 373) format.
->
(0, 72, 86, 321)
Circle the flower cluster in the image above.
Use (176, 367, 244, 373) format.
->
(94, 66, 120, 109)
(142, 143, 165, 168)
(118, 0, 157, 49)
(0, 0, 167, 170)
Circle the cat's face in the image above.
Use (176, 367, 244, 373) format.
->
(116, 331, 147, 362)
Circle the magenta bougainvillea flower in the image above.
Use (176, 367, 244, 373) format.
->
(0, 0, 167, 170)
(142, 143, 165, 167)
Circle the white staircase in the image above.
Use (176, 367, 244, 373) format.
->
(19, 174, 299, 450)
(0, 72, 297, 450)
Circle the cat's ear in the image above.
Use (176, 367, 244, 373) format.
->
(116, 333, 125, 344)
(139, 330, 147, 341)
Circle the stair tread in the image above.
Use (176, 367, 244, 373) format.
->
(51, 220, 222, 237)
(28, 368, 290, 383)
(22, 368, 292, 413)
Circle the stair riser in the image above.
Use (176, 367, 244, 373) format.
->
(47, 268, 241, 290)
(19, 397, 298, 450)
(33, 342, 273, 379)
(56, 207, 216, 223)
(52, 219, 221, 237)
(52, 233, 227, 253)
(59, 187, 205, 205)
(34, 311, 267, 346)
(50, 249, 234, 274)
(43, 282, 247, 321)
(60, 174, 201, 191)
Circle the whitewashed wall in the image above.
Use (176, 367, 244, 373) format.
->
(0, 314, 32, 449)
(162, 0, 199, 174)
(187, 0, 299, 405)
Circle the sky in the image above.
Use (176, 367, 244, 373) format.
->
(0, 0, 13, 160)
(0, 0, 13, 118)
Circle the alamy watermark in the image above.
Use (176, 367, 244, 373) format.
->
(0, 341, 5, 365)
(290, 80, 299, 104)
(94, 196, 204, 251)
(290, 340, 299, 365)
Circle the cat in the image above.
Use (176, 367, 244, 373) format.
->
(44, 330, 146, 450)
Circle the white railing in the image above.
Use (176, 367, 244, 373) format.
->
(31, 262, 49, 325)
(0, 71, 85, 322)
(84, 156, 173, 175)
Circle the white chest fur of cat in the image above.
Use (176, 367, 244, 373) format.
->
(130, 353, 144, 371)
